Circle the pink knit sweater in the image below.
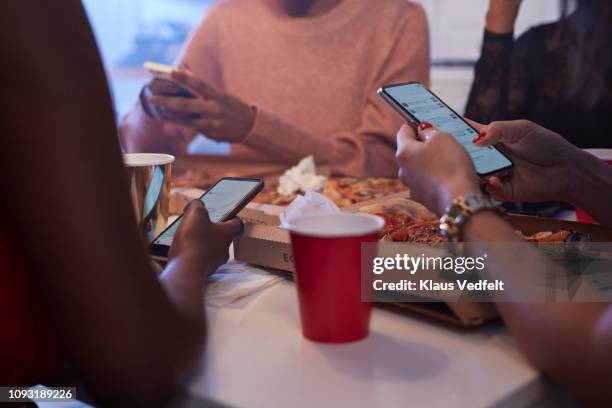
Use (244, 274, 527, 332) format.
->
(120, 0, 430, 177)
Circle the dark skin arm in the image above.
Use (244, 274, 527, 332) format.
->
(463, 213, 611, 406)
(396, 122, 612, 405)
(0, 1, 241, 406)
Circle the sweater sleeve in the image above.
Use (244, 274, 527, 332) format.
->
(465, 29, 533, 123)
(118, 5, 223, 154)
(241, 6, 430, 178)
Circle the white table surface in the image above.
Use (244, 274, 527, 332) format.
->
(187, 277, 550, 408)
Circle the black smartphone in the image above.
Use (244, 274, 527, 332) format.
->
(150, 177, 264, 259)
(378, 81, 513, 178)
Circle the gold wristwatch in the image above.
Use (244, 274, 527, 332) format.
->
(439, 194, 506, 242)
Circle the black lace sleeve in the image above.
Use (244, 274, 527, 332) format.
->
(465, 30, 532, 123)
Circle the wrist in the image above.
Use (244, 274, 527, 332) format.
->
(170, 247, 214, 275)
(440, 193, 506, 242)
(485, 13, 516, 34)
(238, 105, 257, 142)
(462, 210, 515, 242)
(437, 180, 480, 216)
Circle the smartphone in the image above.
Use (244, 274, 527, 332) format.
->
(143, 61, 196, 98)
(150, 177, 264, 259)
(378, 82, 513, 178)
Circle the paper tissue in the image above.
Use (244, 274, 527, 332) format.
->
(277, 156, 327, 196)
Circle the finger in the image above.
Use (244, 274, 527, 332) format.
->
(465, 118, 486, 132)
(396, 125, 425, 165)
(186, 117, 222, 132)
(396, 124, 419, 150)
(485, 176, 513, 201)
(150, 96, 196, 116)
(177, 61, 192, 72)
(151, 96, 221, 117)
(148, 79, 183, 95)
(221, 218, 244, 237)
(473, 120, 530, 147)
(417, 122, 442, 142)
(172, 70, 218, 99)
(184, 199, 212, 222)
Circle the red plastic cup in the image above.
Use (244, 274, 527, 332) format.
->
(286, 213, 385, 343)
(576, 149, 612, 224)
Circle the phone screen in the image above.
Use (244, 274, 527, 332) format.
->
(152, 178, 262, 248)
(382, 82, 513, 176)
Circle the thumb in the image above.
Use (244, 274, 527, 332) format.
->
(184, 198, 205, 213)
(465, 118, 486, 132)
(474, 120, 529, 147)
(486, 176, 514, 201)
(184, 199, 213, 224)
(177, 62, 192, 74)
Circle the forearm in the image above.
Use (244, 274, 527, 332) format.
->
(465, 31, 514, 121)
(567, 154, 612, 227)
(119, 100, 190, 155)
(242, 108, 397, 177)
(160, 255, 210, 326)
(120, 100, 161, 152)
(156, 256, 209, 383)
(463, 212, 612, 404)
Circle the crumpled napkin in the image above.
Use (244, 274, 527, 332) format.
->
(279, 190, 341, 228)
(206, 261, 284, 308)
(277, 156, 327, 195)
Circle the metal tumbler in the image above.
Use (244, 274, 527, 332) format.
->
(123, 153, 175, 242)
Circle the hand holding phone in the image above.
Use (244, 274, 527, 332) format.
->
(166, 199, 244, 274)
(395, 122, 482, 215)
(144, 61, 196, 98)
(150, 177, 264, 260)
(378, 82, 513, 178)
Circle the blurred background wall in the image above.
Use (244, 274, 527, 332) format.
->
(82, 0, 560, 151)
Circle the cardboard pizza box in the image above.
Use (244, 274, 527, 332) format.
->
(233, 195, 612, 326)
(171, 183, 612, 327)
(172, 155, 331, 190)
(173, 154, 289, 189)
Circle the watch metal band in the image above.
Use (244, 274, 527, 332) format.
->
(439, 194, 505, 242)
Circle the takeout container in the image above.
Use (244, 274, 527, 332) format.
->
(172, 186, 612, 326)
(233, 192, 612, 326)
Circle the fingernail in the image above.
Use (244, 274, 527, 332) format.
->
(418, 122, 433, 131)
(472, 132, 486, 144)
